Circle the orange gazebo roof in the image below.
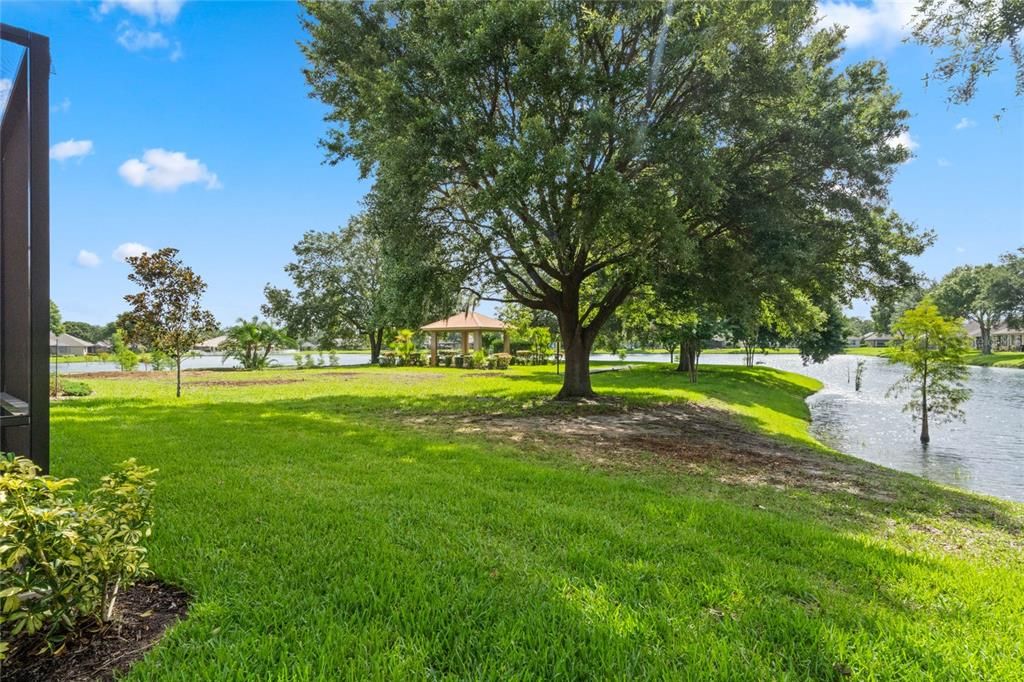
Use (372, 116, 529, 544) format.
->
(420, 311, 507, 332)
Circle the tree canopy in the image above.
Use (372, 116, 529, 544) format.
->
(302, 0, 927, 396)
(911, 0, 1024, 104)
(118, 248, 217, 397)
(932, 263, 1003, 353)
(264, 207, 462, 362)
(887, 299, 972, 444)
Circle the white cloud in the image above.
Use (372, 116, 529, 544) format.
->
(117, 25, 169, 51)
(817, 0, 914, 47)
(50, 139, 95, 162)
(112, 242, 152, 262)
(100, 0, 185, 24)
(0, 78, 12, 111)
(956, 246, 966, 253)
(169, 42, 183, 62)
(955, 117, 976, 130)
(885, 130, 919, 161)
(937, 158, 952, 167)
(118, 148, 221, 191)
(51, 97, 71, 113)
(76, 250, 101, 268)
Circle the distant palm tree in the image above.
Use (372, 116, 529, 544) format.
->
(223, 318, 294, 370)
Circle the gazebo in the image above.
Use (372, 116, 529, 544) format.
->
(420, 312, 509, 366)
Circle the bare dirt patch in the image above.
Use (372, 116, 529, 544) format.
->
(419, 403, 899, 501)
(3, 581, 189, 682)
(186, 377, 304, 388)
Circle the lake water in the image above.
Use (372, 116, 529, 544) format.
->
(58, 351, 1023, 502)
(596, 353, 1024, 502)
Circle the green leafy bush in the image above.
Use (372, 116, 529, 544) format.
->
(112, 329, 138, 372)
(379, 351, 397, 367)
(0, 455, 157, 659)
(490, 353, 512, 370)
(48, 378, 92, 397)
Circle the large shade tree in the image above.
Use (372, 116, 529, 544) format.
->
(264, 208, 461, 363)
(932, 263, 1003, 353)
(302, 0, 926, 397)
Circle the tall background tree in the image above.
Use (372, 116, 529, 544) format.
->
(992, 248, 1024, 327)
(118, 248, 218, 397)
(264, 207, 461, 363)
(887, 299, 972, 444)
(932, 263, 1003, 353)
(302, 0, 927, 398)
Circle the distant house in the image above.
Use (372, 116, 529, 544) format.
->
(194, 335, 228, 352)
(89, 340, 112, 354)
(845, 336, 863, 347)
(965, 321, 1024, 352)
(860, 331, 893, 348)
(49, 332, 93, 356)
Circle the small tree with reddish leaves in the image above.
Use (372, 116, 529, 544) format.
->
(118, 248, 217, 397)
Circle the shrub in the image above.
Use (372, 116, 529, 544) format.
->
(454, 355, 464, 368)
(304, 354, 317, 369)
(491, 353, 512, 370)
(112, 330, 138, 372)
(328, 352, 340, 367)
(379, 351, 397, 367)
(49, 377, 92, 397)
(391, 329, 418, 365)
(0, 455, 157, 659)
(149, 349, 173, 371)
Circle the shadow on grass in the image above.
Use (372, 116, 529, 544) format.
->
(51, 394, 1009, 678)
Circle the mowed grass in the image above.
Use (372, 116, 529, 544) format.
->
(845, 346, 1024, 368)
(51, 364, 1024, 680)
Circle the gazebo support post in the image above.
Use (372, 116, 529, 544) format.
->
(503, 332, 510, 354)
(430, 332, 438, 366)
(473, 330, 483, 354)
(461, 331, 468, 355)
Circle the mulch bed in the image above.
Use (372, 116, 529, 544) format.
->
(3, 581, 189, 682)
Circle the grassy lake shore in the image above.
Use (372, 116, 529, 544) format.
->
(50, 363, 1023, 679)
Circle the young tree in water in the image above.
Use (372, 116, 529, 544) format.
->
(887, 300, 972, 444)
(118, 248, 217, 397)
(301, 0, 925, 398)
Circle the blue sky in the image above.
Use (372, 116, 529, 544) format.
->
(2, 0, 1022, 326)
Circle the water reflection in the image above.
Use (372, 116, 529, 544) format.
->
(595, 353, 1024, 502)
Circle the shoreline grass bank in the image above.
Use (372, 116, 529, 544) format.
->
(47, 364, 1023, 679)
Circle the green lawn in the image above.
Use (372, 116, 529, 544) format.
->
(845, 346, 1024, 368)
(50, 364, 1024, 679)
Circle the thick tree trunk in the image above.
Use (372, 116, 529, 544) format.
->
(558, 336, 594, 399)
(981, 324, 992, 355)
(176, 356, 182, 398)
(369, 329, 384, 364)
